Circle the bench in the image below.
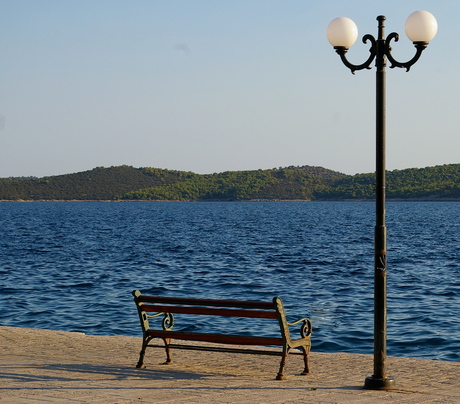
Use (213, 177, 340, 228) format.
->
(132, 290, 312, 380)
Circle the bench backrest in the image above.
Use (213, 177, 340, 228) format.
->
(132, 290, 292, 341)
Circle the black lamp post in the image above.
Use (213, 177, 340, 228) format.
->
(327, 11, 437, 390)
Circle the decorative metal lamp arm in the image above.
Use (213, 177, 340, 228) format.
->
(334, 34, 428, 75)
(333, 34, 377, 74)
(385, 33, 428, 71)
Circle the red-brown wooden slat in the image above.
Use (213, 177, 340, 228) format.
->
(140, 304, 278, 319)
(136, 295, 274, 309)
(147, 330, 284, 346)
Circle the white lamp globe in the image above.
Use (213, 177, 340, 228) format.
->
(405, 10, 438, 43)
(327, 17, 358, 48)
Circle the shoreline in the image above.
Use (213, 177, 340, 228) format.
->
(1, 326, 460, 403)
(1, 198, 460, 202)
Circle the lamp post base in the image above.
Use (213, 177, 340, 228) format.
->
(364, 376, 396, 390)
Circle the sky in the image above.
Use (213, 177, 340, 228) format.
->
(0, 0, 457, 178)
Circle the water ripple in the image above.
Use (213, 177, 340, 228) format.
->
(0, 201, 459, 361)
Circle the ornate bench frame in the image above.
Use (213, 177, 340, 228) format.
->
(132, 290, 312, 380)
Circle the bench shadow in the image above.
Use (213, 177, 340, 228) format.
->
(0, 362, 215, 385)
(0, 364, 367, 393)
(48, 363, 218, 379)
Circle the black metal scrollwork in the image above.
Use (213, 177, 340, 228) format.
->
(162, 312, 174, 331)
(334, 34, 377, 74)
(385, 33, 428, 71)
(334, 29, 428, 75)
(300, 319, 313, 338)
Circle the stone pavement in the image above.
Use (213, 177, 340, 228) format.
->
(1, 326, 459, 403)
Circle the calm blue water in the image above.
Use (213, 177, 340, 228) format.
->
(1, 201, 459, 362)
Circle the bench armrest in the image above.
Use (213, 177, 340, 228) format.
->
(287, 318, 312, 338)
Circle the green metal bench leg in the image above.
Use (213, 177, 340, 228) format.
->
(136, 336, 152, 368)
(136, 351, 146, 368)
(300, 345, 310, 375)
(276, 346, 291, 380)
(163, 338, 172, 364)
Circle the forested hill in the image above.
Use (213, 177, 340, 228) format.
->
(0, 164, 459, 201)
(0, 166, 193, 201)
(314, 164, 460, 200)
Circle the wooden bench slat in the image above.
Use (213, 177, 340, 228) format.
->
(136, 295, 275, 309)
(140, 304, 278, 319)
(147, 330, 284, 346)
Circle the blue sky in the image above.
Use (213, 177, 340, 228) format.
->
(0, 1, 456, 177)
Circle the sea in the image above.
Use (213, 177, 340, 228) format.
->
(1, 201, 459, 362)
